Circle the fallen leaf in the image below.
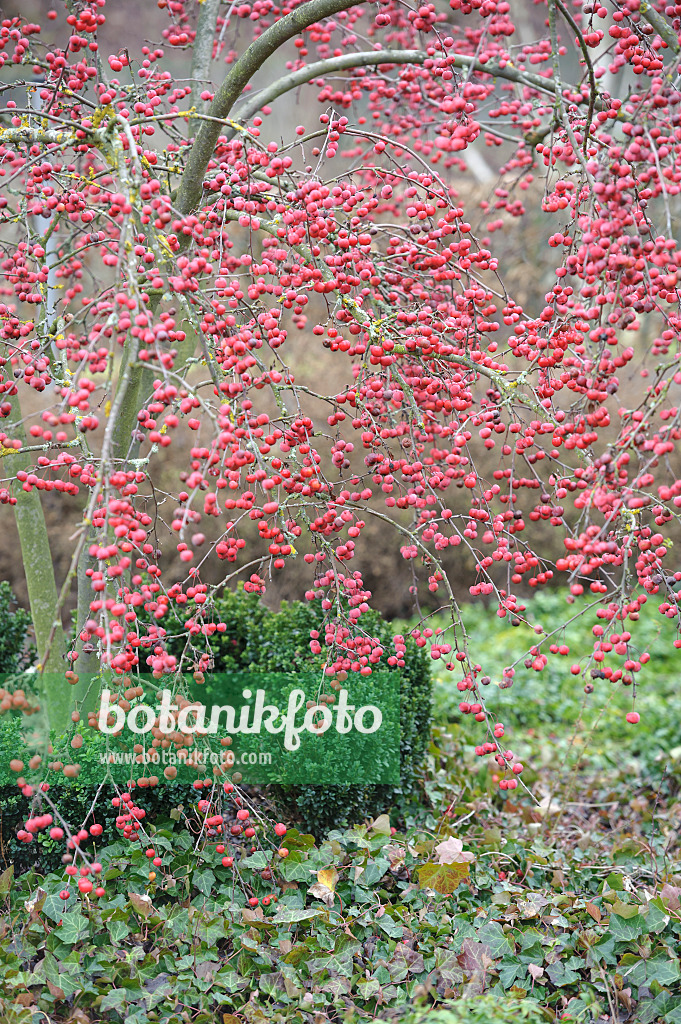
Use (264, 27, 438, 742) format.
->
(660, 883, 681, 912)
(434, 837, 475, 865)
(586, 901, 601, 924)
(317, 867, 339, 890)
(128, 892, 153, 917)
(309, 867, 339, 907)
(24, 887, 46, 919)
(46, 978, 65, 1000)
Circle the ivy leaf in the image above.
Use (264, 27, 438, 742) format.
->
(270, 906, 323, 923)
(56, 911, 89, 945)
(476, 920, 514, 959)
(194, 869, 216, 897)
(42, 892, 69, 923)
(457, 939, 495, 994)
(282, 830, 315, 852)
(608, 910, 644, 942)
(545, 960, 581, 987)
(418, 860, 469, 894)
(377, 913, 403, 939)
(646, 955, 681, 988)
(497, 954, 525, 988)
(360, 858, 390, 886)
(107, 917, 131, 943)
(611, 899, 640, 919)
(0, 864, 13, 895)
(100, 989, 127, 1012)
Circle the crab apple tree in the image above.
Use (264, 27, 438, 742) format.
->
(1, 0, 681, 790)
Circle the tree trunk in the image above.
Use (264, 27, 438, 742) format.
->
(6, 391, 71, 733)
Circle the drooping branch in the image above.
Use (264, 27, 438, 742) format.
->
(175, 0, 368, 215)
(231, 47, 560, 136)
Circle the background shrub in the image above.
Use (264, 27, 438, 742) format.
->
(0, 582, 33, 675)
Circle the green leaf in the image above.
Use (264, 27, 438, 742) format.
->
(107, 917, 131, 943)
(377, 913, 404, 939)
(497, 955, 525, 989)
(647, 956, 681, 988)
(282, 830, 315, 851)
(100, 989, 127, 1011)
(270, 906, 323, 924)
(56, 911, 89, 945)
(646, 898, 672, 933)
(476, 920, 514, 959)
(545, 960, 581, 987)
(643, 992, 681, 1023)
(194, 869, 216, 897)
(308, 940, 360, 979)
(611, 898, 639, 919)
(608, 910, 644, 942)
(241, 852, 269, 870)
(361, 858, 390, 886)
(42, 892, 69, 923)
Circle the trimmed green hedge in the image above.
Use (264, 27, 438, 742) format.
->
(201, 588, 433, 834)
(0, 776, 203, 875)
(0, 588, 432, 866)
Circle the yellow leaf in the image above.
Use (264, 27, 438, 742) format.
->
(316, 867, 338, 892)
(417, 860, 470, 894)
(309, 867, 339, 906)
